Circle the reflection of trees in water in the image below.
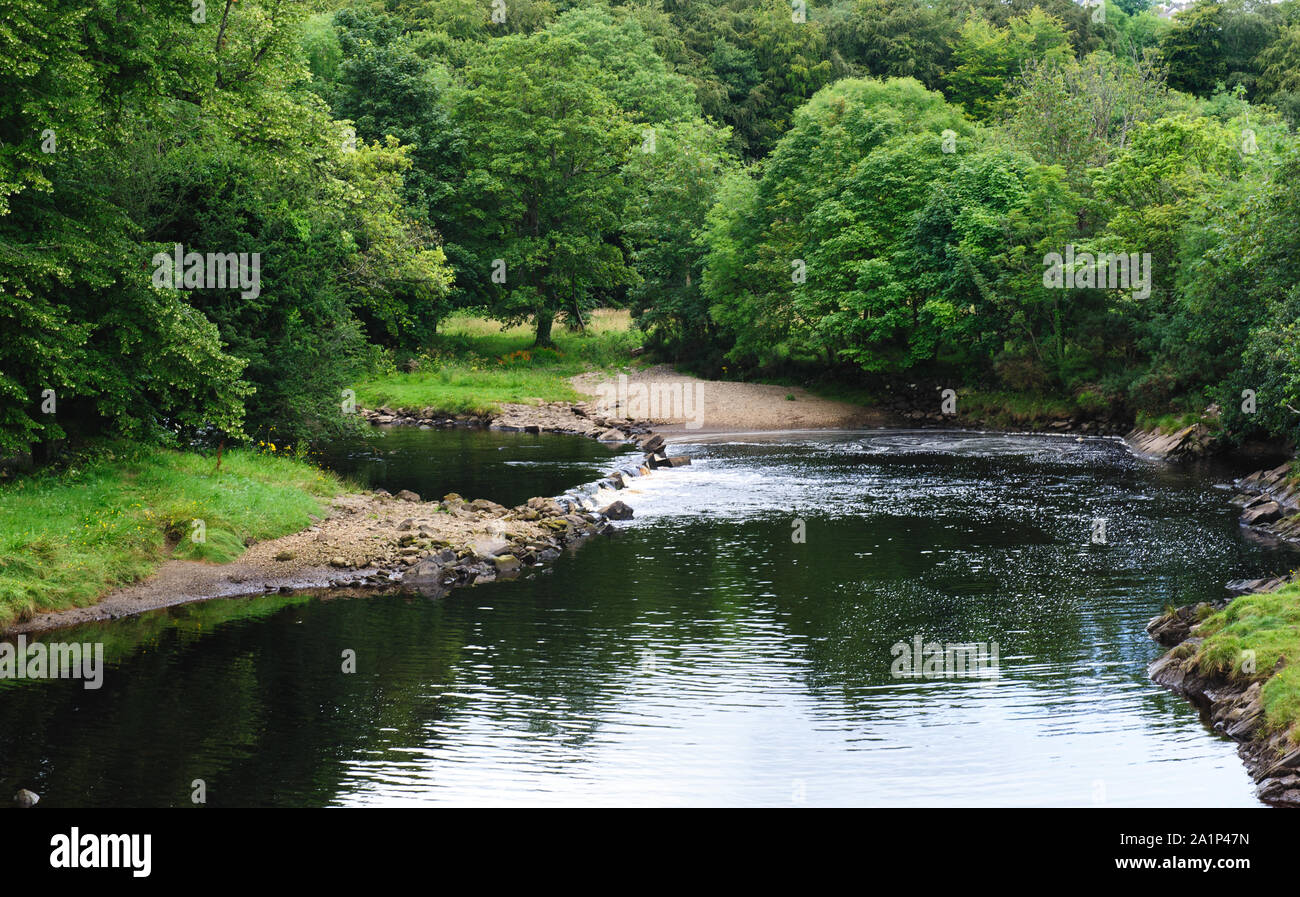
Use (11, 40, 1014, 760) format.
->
(0, 595, 466, 806)
(312, 427, 631, 509)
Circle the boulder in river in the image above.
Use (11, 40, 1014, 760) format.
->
(526, 496, 565, 517)
(14, 789, 38, 808)
(402, 558, 446, 591)
(599, 500, 633, 520)
(470, 499, 508, 516)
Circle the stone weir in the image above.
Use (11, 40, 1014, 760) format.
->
(378, 433, 689, 597)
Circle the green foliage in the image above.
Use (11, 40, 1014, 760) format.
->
(704, 77, 979, 367)
(0, 0, 252, 454)
(945, 9, 1076, 120)
(623, 118, 738, 357)
(999, 50, 1174, 175)
(7, 0, 1300, 460)
(1, 0, 453, 455)
(547, 5, 702, 126)
(827, 0, 958, 90)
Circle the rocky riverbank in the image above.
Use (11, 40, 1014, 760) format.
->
(1145, 459, 1300, 807)
(5, 434, 690, 636)
(1147, 580, 1300, 808)
(1228, 461, 1300, 541)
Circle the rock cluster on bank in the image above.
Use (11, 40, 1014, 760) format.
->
(1125, 423, 1217, 460)
(1229, 461, 1300, 538)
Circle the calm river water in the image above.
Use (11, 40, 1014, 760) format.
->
(1, 428, 1291, 806)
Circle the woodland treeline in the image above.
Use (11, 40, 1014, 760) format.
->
(5, 0, 1300, 453)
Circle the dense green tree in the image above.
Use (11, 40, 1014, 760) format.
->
(0, 0, 249, 454)
(1256, 22, 1300, 122)
(548, 5, 702, 125)
(7, 0, 1300, 458)
(623, 117, 737, 356)
(903, 148, 1086, 383)
(446, 31, 638, 346)
(945, 9, 1075, 119)
(998, 50, 1174, 176)
(323, 6, 462, 345)
(704, 78, 974, 366)
(1, 0, 453, 453)
(829, 0, 958, 89)
(1160, 0, 1228, 95)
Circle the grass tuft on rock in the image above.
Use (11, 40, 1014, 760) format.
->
(1192, 582, 1300, 742)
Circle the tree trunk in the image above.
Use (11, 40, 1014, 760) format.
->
(533, 310, 555, 348)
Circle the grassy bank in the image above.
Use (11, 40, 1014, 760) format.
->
(354, 310, 642, 415)
(1189, 584, 1300, 745)
(0, 443, 344, 629)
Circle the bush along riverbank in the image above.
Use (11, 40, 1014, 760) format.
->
(3, 431, 690, 636)
(1147, 461, 1300, 807)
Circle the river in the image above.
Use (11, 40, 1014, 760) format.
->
(0, 428, 1291, 806)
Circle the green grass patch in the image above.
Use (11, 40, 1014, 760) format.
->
(354, 310, 644, 415)
(1134, 410, 1205, 433)
(1192, 582, 1300, 744)
(0, 442, 344, 629)
(958, 390, 1080, 427)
